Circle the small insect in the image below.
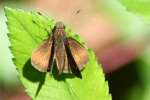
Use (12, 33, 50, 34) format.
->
(31, 21, 88, 78)
(75, 9, 81, 15)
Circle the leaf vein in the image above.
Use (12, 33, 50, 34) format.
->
(10, 12, 38, 44)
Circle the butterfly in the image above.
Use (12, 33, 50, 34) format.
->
(31, 21, 88, 78)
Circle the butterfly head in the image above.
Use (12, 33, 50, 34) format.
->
(55, 21, 65, 29)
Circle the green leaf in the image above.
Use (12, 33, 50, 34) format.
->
(5, 7, 111, 100)
(118, 0, 150, 21)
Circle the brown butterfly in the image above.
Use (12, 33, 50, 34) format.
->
(31, 21, 88, 78)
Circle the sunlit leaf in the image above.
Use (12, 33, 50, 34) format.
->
(5, 7, 111, 100)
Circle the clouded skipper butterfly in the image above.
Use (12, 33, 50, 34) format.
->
(31, 22, 88, 78)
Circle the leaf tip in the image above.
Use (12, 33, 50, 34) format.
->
(4, 6, 13, 13)
(4, 7, 16, 18)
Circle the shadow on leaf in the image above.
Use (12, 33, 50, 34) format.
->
(23, 58, 46, 97)
(51, 62, 75, 81)
(23, 58, 80, 97)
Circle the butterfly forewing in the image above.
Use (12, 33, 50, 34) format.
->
(67, 38, 88, 70)
(31, 38, 52, 72)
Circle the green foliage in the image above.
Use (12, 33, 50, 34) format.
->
(118, 0, 150, 22)
(138, 48, 150, 100)
(0, 8, 18, 87)
(5, 7, 111, 100)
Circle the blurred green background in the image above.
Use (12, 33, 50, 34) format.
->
(0, 3, 18, 89)
(0, 0, 150, 100)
